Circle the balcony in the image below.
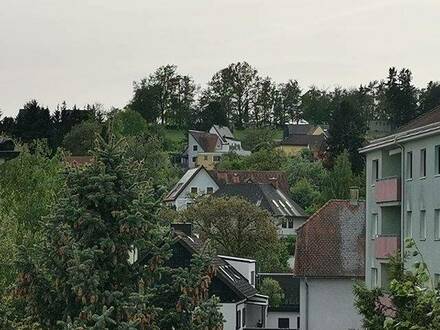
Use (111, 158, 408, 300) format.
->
(375, 235, 400, 259)
(375, 177, 401, 203)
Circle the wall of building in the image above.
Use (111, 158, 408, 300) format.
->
(174, 170, 219, 210)
(187, 134, 201, 168)
(221, 257, 256, 287)
(266, 311, 300, 329)
(299, 278, 363, 330)
(365, 134, 440, 288)
(196, 153, 222, 170)
(219, 303, 237, 330)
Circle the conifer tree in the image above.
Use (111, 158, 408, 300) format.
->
(10, 136, 222, 329)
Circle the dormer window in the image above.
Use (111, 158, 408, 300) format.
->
(193, 145, 198, 151)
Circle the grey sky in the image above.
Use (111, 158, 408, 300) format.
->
(1, 0, 439, 116)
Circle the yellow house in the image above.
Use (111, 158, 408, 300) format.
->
(195, 152, 223, 170)
(276, 131, 326, 158)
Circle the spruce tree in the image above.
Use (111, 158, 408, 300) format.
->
(11, 136, 222, 329)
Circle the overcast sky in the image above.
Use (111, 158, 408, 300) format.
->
(1, 0, 439, 116)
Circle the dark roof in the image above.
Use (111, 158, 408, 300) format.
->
(189, 130, 219, 152)
(0, 138, 19, 160)
(280, 134, 325, 148)
(285, 124, 318, 136)
(395, 105, 440, 133)
(210, 170, 290, 194)
(174, 230, 257, 299)
(213, 183, 306, 218)
(293, 200, 365, 278)
(259, 273, 300, 311)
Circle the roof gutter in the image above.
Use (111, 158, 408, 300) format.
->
(360, 123, 440, 154)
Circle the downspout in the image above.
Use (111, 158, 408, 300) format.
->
(305, 277, 309, 330)
(394, 136, 405, 260)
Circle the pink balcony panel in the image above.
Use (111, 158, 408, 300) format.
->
(375, 236, 400, 259)
(375, 177, 401, 203)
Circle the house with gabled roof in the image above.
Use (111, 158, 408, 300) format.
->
(169, 224, 269, 330)
(181, 126, 250, 170)
(277, 124, 327, 158)
(293, 199, 365, 330)
(213, 183, 307, 236)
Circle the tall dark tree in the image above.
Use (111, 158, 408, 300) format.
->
(419, 81, 440, 115)
(14, 100, 50, 143)
(301, 87, 332, 124)
(254, 77, 276, 126)
(203, 62, 259, 128)
(195, 100, 229, 131)
(130, 65, 196, 127)
(279, 80, 302, 124)
(326, 95, 367, 173)
(377, 67, 418, 127)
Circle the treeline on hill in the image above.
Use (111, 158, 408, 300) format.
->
(2, 63, 440, 147)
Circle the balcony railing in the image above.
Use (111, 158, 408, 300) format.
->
(375, 177, 401, 203)
(375, 235, 400, 259)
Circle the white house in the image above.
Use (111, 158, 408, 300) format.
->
(182, 126, 250, 169)
(294, 200, 365, 330)
(163, 166, 219, 210)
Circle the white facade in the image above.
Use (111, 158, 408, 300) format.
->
(219, 256, 256, 287)
(168, 168, 219, 210)
(267, 311, 300, 329)
(299, 278, 363, 330)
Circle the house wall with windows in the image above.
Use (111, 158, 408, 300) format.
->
(276, 145, 306, 157)
(266, 311, 300, 329)
(299, 278, 363, 330)
(173, 170, 219, 210)
(187, 133, 203, 169)
(196, 152, 223, 170)
(364, 131, 440, 289)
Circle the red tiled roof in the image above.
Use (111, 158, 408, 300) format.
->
(293, 200, 365, 278)
(210, 170, 290, 194)
(189, 130, 219, 152)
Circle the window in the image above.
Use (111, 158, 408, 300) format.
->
(406, 152, 413, 179)
(282, 219, 287, 228)
(193, 145, 198, 151)
(236, 310, 241, 329)
(371, 213, 378, 239)
(371, 268, 378, 288)
(250, 271, 255, 286)
(213, 155, 221, 162)
(297, 317, 300, 329)
(435, 209, 440, 240)
(192, 156, 197, 163)
(435, 274, 440, 288)
(436, 145, 440, 175)
(242, 308, 246, 327)
(190, 187, 198, 194)
(206, 187, 214, 194)
(203, 155, 208, 161)
(420, 210, 426, 240)
(288, 219, 294, 228)
(372, 159, 379, 183)
(406, 211, 412, 238)
(278, 318, 290, 328)
(420, 149, 427, 177)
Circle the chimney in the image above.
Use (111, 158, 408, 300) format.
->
(171, 223, 193, 236)
(349, 187, 359, 205)
(269, 177, 279, 189)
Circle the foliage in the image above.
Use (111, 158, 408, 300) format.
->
(239, 127, 277, 151)
(180, 196, 288, 272)
(13, 100, 51, 143)
(259, 278, 284, 308)
(62, 120, 102, 155)
(354, 238, 440, 329)
(0, 142, 64, 294)
(111, 108, 148, 137)
(326, 94, 366, 173)
(4, 136, 222, 329)
(216, 147, 288, 171)
(290, 178, 322, 215)
(419, 81, 440, 115)
(322, 150, 355, 200)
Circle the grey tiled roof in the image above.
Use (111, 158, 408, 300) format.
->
(213, 183, 307, 218)
(294, 200, 366, 278)
(395, 105, 440, 133)
(174, 230, 257, 299)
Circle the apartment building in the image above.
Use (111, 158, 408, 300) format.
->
(360, 106, 440, 289)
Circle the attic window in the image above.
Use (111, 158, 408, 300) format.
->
(193, 145, 198, 151)
(190, 187, 198, 194)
